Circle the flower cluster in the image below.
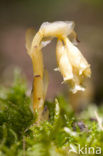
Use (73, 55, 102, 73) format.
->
(26, 21, 91, 122)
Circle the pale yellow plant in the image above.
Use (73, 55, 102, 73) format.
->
(26, 21, 91, 122)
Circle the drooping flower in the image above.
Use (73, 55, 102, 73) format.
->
(26, 21, 91, 122)
(56, 37, 91, 93)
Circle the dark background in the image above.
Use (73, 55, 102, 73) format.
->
(0, 0, 103, 104)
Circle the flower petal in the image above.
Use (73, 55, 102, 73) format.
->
(64, 37, 91, 78)
(56, 39, 73, 82)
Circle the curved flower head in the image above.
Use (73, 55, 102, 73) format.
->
(26, 21, 91, 122)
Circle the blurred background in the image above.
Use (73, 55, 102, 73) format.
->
(0, 0, 103, 108)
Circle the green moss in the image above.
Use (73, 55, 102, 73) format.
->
(0, 71, 103, 156)
(0, 70, 34, 147)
